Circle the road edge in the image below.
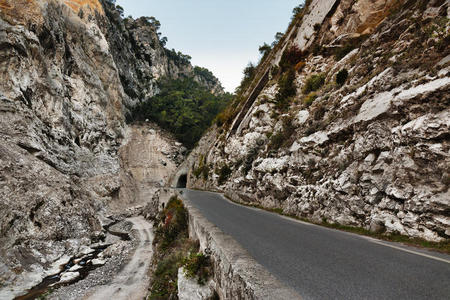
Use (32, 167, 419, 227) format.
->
(177, 190, 302, 300)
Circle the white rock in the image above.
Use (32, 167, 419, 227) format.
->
(91, 258, 106, 266)
(296, 110, 309, 125)
(395, 77, 450, 103)
(177, 268, 214, 300)
(299, 131, 329, 145)
(293, 0, 339, 50)
(59, 271, 80, 284)
(254, 157, 289, 173)
(289, 141, 301, 152)
(437, 54, 450, 66)
(45, 255, 72, 276)
(354, 91, 393, 123)
(79, 246, 95, 256)
(438, 67, 449, 78)
(364, 154, 376, 164)
(68, 264, 83, 272)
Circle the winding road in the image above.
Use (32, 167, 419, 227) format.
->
(182, 189, 450, 300)
(84, 216, 154, 300)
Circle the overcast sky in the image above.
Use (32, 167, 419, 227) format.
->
(116, 0, 303, 92)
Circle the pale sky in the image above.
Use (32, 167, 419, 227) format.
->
(116, 0, 303, 92)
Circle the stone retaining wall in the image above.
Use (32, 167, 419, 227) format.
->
(178, 191, 300, 300)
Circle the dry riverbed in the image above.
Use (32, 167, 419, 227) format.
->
(38, 216, 154, 300)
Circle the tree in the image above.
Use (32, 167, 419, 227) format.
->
(243, 62, 256, 78)
(258, 43, 272, 57)
(292, 4, 305, 19)
(127, 77, 232, 148)
(272, 32, 284, 47)
(160, 37, 168, 47)
(116, 5, 124, 17)
(144, 16, 161, 31)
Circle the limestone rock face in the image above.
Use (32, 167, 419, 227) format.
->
(99, 2, 223, 107)
(177, 268, 215, 300)
(187, 0, 450, 242)
(0, 0, 205, 294)
(0, 1, 124, 290)
(117, 124, 185, 217)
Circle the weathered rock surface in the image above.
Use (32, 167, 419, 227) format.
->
(187, 0, 450, 242)
(177, 268, 215, 300)
(118, 123, 185, 218)
(0, 0, 206, 296)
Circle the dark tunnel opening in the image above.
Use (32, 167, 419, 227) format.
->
(176, 174, 187, 188)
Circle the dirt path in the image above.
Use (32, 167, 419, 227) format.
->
(84, 216, 154, 300)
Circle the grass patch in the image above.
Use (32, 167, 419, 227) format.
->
(149, 196, 214, 299)
(153, 196, 188, 251)
(193, 155, 209, 180)
(275, 68, 297, 111)
(182, 252, 212, 285)
(302, 74, 325, 94)
(150, 196, 190, 299)
(303, 92, 317, 107)
(267, 115, 295, 151)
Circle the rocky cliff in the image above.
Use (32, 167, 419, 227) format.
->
(0, 0, 221, 296)
(187, 0, 450, 242)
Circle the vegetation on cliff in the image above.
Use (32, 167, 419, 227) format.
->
(127, 77, 232, 148)
(188, 0, 450, 244)
(150, 196, 212, 299)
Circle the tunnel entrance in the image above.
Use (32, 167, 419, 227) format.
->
(176, 174, 187, 188)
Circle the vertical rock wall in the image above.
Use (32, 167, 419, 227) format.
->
(187, 0, 450, 242)
(0, 0, 221, 294)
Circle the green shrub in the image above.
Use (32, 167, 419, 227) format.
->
(154, 196, 188, 250)
(127, 77, 232, 149)
(235, 62, 257, 95)
(267, 116, 295, 151)
(336, 69, 349, 85)
(258, 43, 272, 59)
(216, 164, 232, 185)
(268, 131, 285, 151)
(302, 74, 325, 94)
(150, 197, 192, 300)
(193, 155, 210, 180)
(275, 68, 297, 111)
(335, 44, 355, 61)
(150, 252, 183, 299)
(182, 252, 212, 285)
(279, 45, 304, 72)
(194, 66, 217, 84)
(215, 106, 235, 128)
(193, 165, 209, 180)
(303, 92, 317, 106)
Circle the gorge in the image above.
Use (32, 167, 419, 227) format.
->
(0, 0, 449, 299)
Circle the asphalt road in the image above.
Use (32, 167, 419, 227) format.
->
(182, 189, 450, 300)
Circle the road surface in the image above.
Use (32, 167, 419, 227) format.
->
(182, 189, 450, 300)
(84, 216, 154, 300)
